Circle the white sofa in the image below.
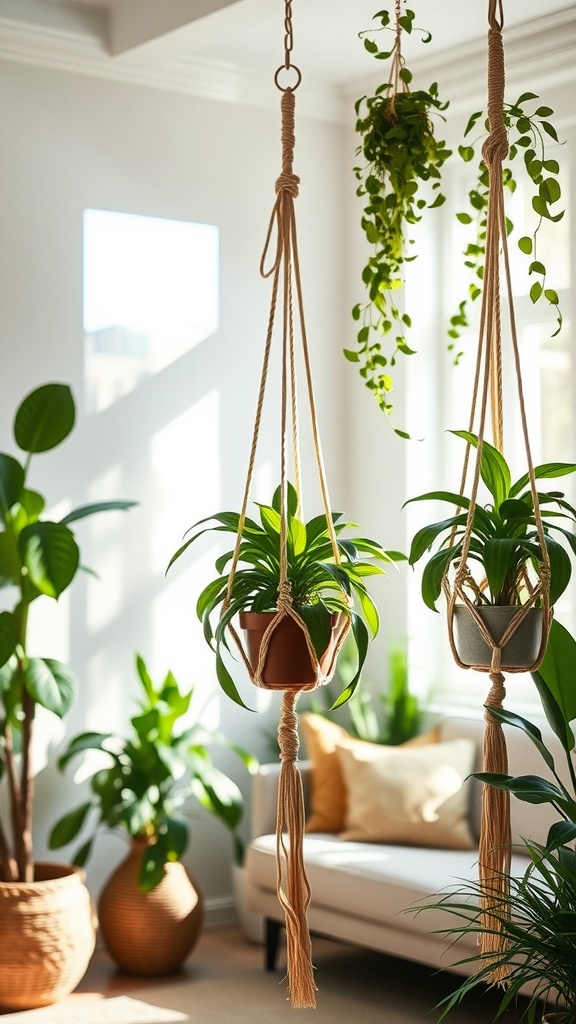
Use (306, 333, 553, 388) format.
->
(245, 715, 560, 977)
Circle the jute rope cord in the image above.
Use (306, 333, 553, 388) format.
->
(219, 17, 351, 1005)
(441, 0, 552, 982)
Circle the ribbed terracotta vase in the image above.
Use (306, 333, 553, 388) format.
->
(239, 610, 346, 689)
(0, 862, 95, 1011)
(453, 605, 544, 670)
(97, 838, 204, 975)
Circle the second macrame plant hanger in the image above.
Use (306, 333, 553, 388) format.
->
(222, 3, 349, 1009)
(443, 0, 551, 980)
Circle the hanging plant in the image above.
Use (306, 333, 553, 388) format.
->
(346, 4, 451, 434)
(448, 93, 564, 359)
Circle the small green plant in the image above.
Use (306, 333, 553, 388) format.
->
(347, 5, 451, 432)
(49, 655, 257, 891)
(448, 92, 564, 359)
(168, 482, 403, 710)
(406, 431, 576, 611)
(0, 383, 135, 883)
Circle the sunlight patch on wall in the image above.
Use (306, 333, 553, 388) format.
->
(83, 209, 219, 413)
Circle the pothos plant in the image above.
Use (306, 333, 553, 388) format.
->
(448, 92, 564, 359)
(346, 5, 451, 434)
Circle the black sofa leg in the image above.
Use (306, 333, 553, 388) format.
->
(265, 917, 282, 971)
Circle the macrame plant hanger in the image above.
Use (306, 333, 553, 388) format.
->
(442, 0, 551, 982)
(220, 1, 350, 1008)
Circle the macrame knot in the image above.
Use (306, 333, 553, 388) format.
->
(278, 690, 299, 763)
(482, 125, 509, 167)
(486, 668, 506, 711)
(277, 578, 293, 611)
(275, 171, 300, 198)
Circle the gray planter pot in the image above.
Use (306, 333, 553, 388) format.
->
(453, 605, 544, 670)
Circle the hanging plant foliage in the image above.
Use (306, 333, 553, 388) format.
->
(448, 93, 564, 360)
(346, 5, 451, 434)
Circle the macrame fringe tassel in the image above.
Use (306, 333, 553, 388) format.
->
(478, 670, 511, 984)
(276, 690, 316, 1008)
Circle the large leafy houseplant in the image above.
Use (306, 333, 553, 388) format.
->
(406, 431, 576, 613)
(168, 483, 402, 710)
(49, 655, 257, 891)
(416, 618, 576, 1022)
(0, 383, 135, 883)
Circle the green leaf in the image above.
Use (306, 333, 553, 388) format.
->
(530, 281, 542, 303)
(0, 454, 25, 522)
(452, 431, 511, 508)
(473, 772, 566, 806)
(61, 500, 137, 525)
(531, 619, 576, 741)
(483, 706, 556, 771)
(23, 657, 76, 717)
(509, 461, 576, 498)
(19, 521, 79, 598)
(14, 383, 75, 454)
(298, 604, 334, 661)
(49, 802, 92, 848)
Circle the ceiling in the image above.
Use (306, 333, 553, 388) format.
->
(5, 0, 576, 91)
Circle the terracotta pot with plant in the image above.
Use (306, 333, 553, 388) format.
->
(50, 654, 257, 975)
(0, 382, 135, 1010)
(168, 482, 402, 710)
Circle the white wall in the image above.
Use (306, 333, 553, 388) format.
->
(0, 57, 373, 915)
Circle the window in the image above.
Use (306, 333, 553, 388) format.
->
(83, 210, 219, 413)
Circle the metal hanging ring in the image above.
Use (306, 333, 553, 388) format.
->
(274, 63, 302, 92)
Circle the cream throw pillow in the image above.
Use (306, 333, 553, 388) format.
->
(301, 712, 442, 834)
(336, 737, 476, 850)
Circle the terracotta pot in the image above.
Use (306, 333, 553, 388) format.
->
(453, 605, 544, 670)
(239, 610, 346, 690)
(0, 862, 95, 1011)
(97, 838, 203, 975)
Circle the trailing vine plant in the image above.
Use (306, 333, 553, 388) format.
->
(346, 3, 451, 435)
(448, 93, 564, 359)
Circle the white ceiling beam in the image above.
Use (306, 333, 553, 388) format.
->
(109, 0, 255, 58)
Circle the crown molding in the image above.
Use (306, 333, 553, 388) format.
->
(0, 9, 574, 125)
(0, 16, 345, 123)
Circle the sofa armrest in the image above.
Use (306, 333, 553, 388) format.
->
(251, 760, 313, 838)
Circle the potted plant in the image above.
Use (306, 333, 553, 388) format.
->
(347, 5, 451, 430)
(0, 382, 135, 1010)
(406, 431, 576, 669)
(168, 482, 402, 709)
(415, 618, 576, 1022)
(49, 653, 257, 975)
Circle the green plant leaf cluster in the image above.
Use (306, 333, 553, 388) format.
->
(348, 6, 451, 431)
(406, 431, 576, 610)
(49, 654, 258, 890)
(168, 482, 404, 711)
(415, 618, 576, 1021)
(449, 93, 564, 357)
(0, 383, 135, 883)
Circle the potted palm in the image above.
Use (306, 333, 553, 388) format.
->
(406, 431, 576, 669)
(0, 382, 135, 1009)
(168, 482, 402, 709)
(49, 654, 257, 975)
(416, 618, 576, 1022)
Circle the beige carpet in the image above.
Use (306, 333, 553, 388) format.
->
(0, 930, 529, 1024)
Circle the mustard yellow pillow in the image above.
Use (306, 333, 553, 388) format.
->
(335, 737, 476, 850)
(301, 712, 442, 834)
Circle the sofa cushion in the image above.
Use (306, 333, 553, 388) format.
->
(336, 737, 477, 850)
(301, 712, 442, 834)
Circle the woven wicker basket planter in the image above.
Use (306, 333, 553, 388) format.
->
(0, 862, 95, 1011)
(97, 839, 204, 975)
